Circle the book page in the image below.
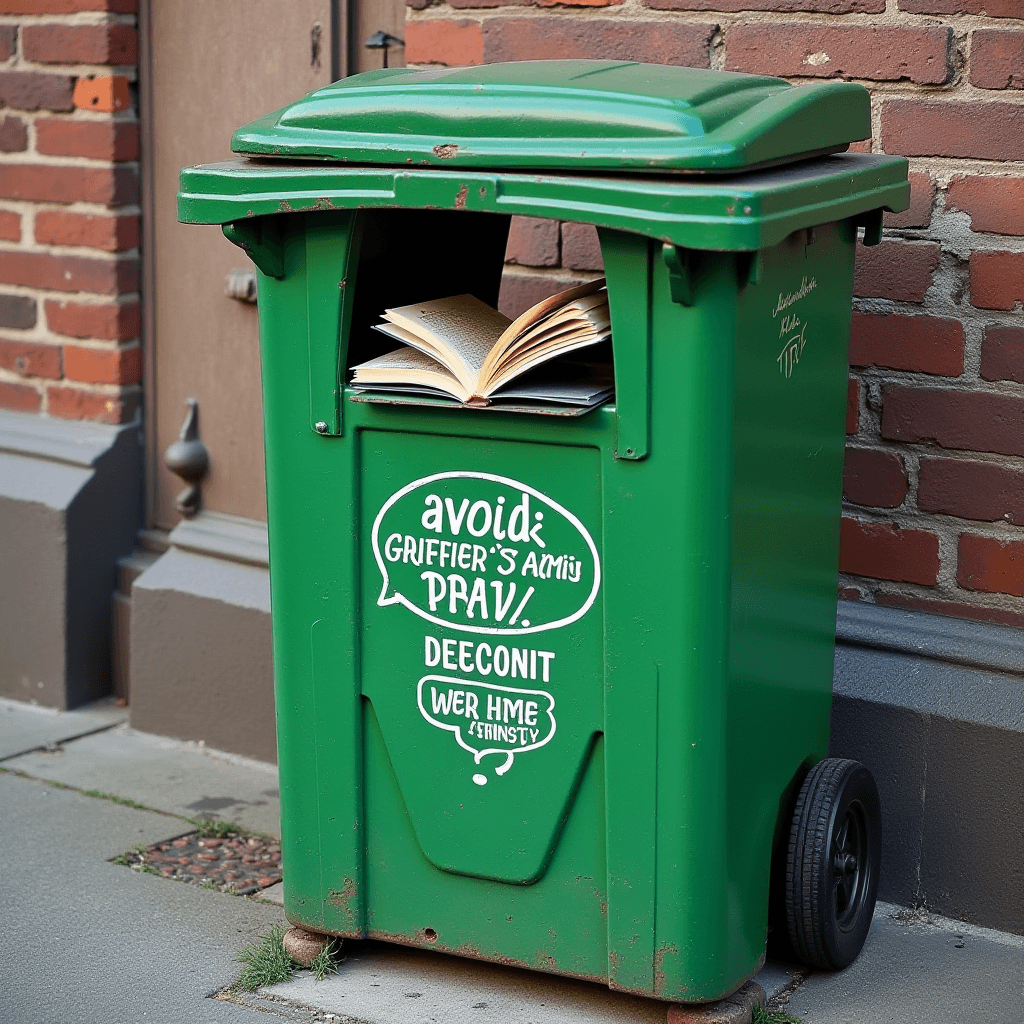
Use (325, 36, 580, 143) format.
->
(481, 281, 608, 386)
(383, 294, 511, 393)
(351, 346, 472, 403)
(485, 329, 612, 395)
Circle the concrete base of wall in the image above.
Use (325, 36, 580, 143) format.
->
(832, 599, 1024, 936)
(0, 411, 141, 709)
(129, 511, 276, 764)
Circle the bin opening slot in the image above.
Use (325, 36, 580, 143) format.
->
(343, 209, 614, 417)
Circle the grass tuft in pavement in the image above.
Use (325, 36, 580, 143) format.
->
(81, 788, 153, 811)
(310, 938, 340, 981)
(186, 816, 242, 838)
(234, 925, 295, 991)
(753, 1006, 802, 1024)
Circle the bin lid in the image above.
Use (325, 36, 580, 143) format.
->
(231, 60, 870, 174)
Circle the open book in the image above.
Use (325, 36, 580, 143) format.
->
(350, 279, 613, 408)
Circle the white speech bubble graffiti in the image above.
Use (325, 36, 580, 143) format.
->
(416, 674, 556, 782)
(372, 471, 600, 636)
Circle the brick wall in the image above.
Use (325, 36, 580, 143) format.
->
(406, 2, 1024, 629)
(0, 1, 139, 425)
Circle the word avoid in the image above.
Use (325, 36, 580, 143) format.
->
(372, 471, 600, 636)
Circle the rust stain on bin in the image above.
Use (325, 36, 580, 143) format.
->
(433, 143, 458, 159)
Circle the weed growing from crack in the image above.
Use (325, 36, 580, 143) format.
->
(81, 789, 152, 811)
(310, 939, 340, 981)
(753, 1007, 802, 1024)
(187, 817, 243, 838)
(234, 925, 295, 991)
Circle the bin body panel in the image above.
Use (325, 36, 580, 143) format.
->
(358, 429, 605, 885)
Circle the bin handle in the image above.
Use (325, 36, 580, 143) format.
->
(305, 211, 364, 437)
(599, 228, 652, 461)
(223, 218, 284, 279)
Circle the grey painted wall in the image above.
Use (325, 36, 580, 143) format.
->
(832, 601, 1024, 935)
(0, 412, 141, 708)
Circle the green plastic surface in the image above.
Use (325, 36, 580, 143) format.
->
(231, 61, 870, 174)
(179, 154, 909, 254)
(219, 208, 866, 1003)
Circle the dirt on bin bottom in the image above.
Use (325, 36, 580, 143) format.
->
(113, 830, 282, 896)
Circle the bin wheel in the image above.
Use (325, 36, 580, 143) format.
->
(785, 758, 881, 970)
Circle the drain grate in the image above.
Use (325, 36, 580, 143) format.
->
(113, 829, 282, 896)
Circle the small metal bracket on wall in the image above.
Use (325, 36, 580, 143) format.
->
(225, 269, 257, 304)
(662, 243, 697, 306)
(164, 398, 209, 518)
(365, 30, 404, 69)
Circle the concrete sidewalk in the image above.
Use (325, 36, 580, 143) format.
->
(2, 696, 1021, 1024)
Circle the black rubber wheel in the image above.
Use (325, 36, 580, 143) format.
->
(785, 758, 881, 970)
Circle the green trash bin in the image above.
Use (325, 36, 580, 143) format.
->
(178, 61, 909, 1003)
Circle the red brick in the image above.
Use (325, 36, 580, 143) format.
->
(958, 534, 1024, 597)
(498, 272, 580, 320)
(839, 516, 939, 585)
(46, 299, 139, 340)
(22, 23, 137, 65)
(0, 250, 139, 294)
(849, 312, 963, 377)
(0, 380, 41, 413)
(443, 0, 525, 8)
(505, 216, 560, 267)
(0, 115, 28, 152)
(981, 326, 1024, 385)
(561, 222, 603, 271)
(970, 251, 1024, 312)
(726, 24, 950, 85)
(881, 386, 1024, 458)
(900, 0, 1019, 16)
(971, 30, 1024, 91)
(0, 164, 138, 205)
(73, 75, 131, 113)
(63, 344, 140, 385)
(0, 338, 61, 378)
(46, 383, 139, 423)
(854, 240, 939, 303)
(35, 118, 139, 161)
(646, 0, 881, 8)
(35, 211, 139, 252)
(405, 20, 483, 66)
(0, 210, 20, 242)
(882, 100, 1024, 162)
(947, 175, 1024, 237)
(0, 1, 136, 10)
(884, 172, 933, 230)
(482, 18, 716, 66)
(846, 377, 859, 435)
(0, 71, 74, 111)
(0, 24, 14, 61)
(0, 293, 35, 330)
(842, 448, 908, 509)
(919, 458, 1024, 527)
(877, 593, 1024, 631)
(535, 0, 623, 6)
(848, 140, 872, 154)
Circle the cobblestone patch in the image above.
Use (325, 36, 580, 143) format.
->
(113, 829, 282, 896)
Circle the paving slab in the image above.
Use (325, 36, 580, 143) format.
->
(0, 770, 285, 1024)
(255, 940, 672, 1024)
(785, 902, 1024, 1024)
(4, 722, 281, 836)
(0, 695, 127, 760)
